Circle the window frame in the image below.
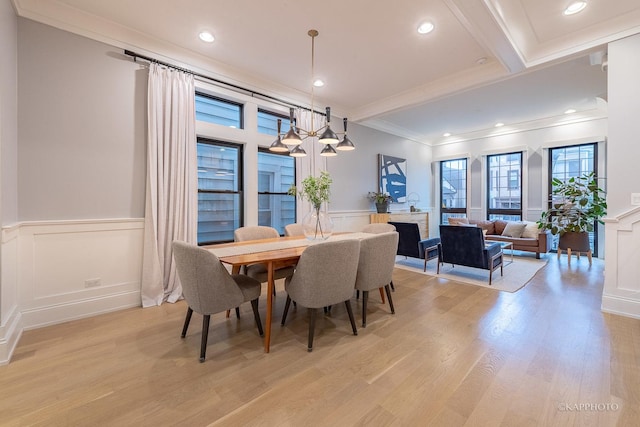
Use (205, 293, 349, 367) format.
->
(195, 92, 244, 129)
(486, 151, 523, 220)
(257, 147, 297, 235)
(196, 138, 244, 245)
(548, 142, 599, 255)
(440, 158, 468, 224)
(257, 108, 291, 136)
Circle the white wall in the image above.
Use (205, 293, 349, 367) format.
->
(0, 0, 20, 365)
(431, 120, 607, 224)
(602, 33, 640, 319)
(17, 18, 146, 221)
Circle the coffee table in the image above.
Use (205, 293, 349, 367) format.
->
(485, 240, 514, 266)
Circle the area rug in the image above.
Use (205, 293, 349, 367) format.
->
(395, 255, 548, 292)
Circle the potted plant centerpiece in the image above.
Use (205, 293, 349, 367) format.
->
(537, 172, 607, 253)
(368, 191, 393, 213)
(288, 171, 333, 240)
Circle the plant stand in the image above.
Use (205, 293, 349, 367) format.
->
(557, 231, 592, 265)
(557, 248, 592, 265)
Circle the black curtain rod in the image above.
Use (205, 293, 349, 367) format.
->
(123, 49, 318, 114)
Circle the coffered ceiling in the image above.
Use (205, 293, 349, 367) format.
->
(12, 0, 640, 144)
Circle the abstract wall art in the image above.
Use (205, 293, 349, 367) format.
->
(378, 154, 407, 203)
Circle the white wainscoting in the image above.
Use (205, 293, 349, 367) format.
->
(602, 208, 640, 319)
(17, 219, 143, 330)
(1, 225, 21, 365)
(328, 210, 372, 233)
(329, 208, 437, 237)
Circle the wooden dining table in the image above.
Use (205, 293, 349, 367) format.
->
(203, 233, 368, 353)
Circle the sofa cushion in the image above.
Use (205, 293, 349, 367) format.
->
(521, 221, 539, 239)
(447, 217, 469, 225)
(469, 219, 496, 235)
(501, 221, 527, 238)
(494, 220, 508, 235)
(486, 235, 539, 247)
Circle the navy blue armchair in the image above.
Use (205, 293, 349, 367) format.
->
(388, 221, 440, 271)
(438, 225, 503, 285)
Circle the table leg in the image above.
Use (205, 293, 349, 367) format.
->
(264, 262, 274, 353)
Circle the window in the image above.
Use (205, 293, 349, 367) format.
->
(195, 93, 243, 128)
(549, 143, 597, 254)
(257, 149, 296, 235)
(487, 152, 522, 221)
(197, 139, 243, 244)
(440, 158, 467, 224)
(257, 109, 291, 136)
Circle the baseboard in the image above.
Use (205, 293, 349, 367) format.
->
(21, 290, 141, 330)
(0, 307, 23, 365)
(601, 293, 640, 320)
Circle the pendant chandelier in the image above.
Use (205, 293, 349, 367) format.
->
(269, 29, 355, 157)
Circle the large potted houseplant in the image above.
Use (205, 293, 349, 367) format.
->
(537, 172, 607, 253)
(288, 171, 333, 240)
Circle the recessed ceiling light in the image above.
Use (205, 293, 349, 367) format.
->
(564, 108, 577, 114)
(564, 1, 587, 16)
(198, 31, 215, 43)
(443, 132, 451, 137)
(495, 122, 504, 127)
(476, 57, 487, 65)
(417, 22, 435, 35)
(313, 79, 324, 87)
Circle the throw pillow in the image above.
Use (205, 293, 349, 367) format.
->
(521, 221, 539, 239)
(501, 221, 527, 238)
(447, 217, 469, 225)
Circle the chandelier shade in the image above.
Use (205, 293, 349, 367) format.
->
(269, 119, 290, 152)
(268, 29, 355, 157)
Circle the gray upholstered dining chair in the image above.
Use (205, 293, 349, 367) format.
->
(284, 223, 305, 237)
(172, 241, 264, 363)
(234, 226, 296, 286)
(280, 239, 360, 352)
(361, 222, 398, 293)
(354, 232, 399, 327)
(362, 223, 396, 234)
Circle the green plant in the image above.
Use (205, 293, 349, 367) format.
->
(288, 170, 332, 208)
(537, 172, 607, 235)
(367, 191, 393, 204)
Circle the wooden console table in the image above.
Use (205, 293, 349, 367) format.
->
(370, 212, 429, 238)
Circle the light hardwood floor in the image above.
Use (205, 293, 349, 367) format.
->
(1, 255, 639, 426)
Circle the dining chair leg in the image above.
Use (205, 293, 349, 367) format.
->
(250, 298, 264, 336)
(281, 295, 292, 326)
(181, 307, 193, 338)
(378, 287, 385, 303)
(384, 284, 395, 314)
(345, 300, 358, 336)
(235, 307, 240, 319)
(390, 280, 395, 291)
(308, 308, 317, 352)
(200, 315, 210, 363)
(361, 290, 369, 327)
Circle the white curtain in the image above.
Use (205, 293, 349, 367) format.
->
(295, 109, 328, 213)
(141, 63, 197, 307)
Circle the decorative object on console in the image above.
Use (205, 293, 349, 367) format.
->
(288, 171, 333, 240)
(268, 30, 355, 157)
(368, 191, 393, 213)
(378, 154, 407, 202)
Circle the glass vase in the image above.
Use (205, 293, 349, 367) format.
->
(302, 205, 334, 240)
